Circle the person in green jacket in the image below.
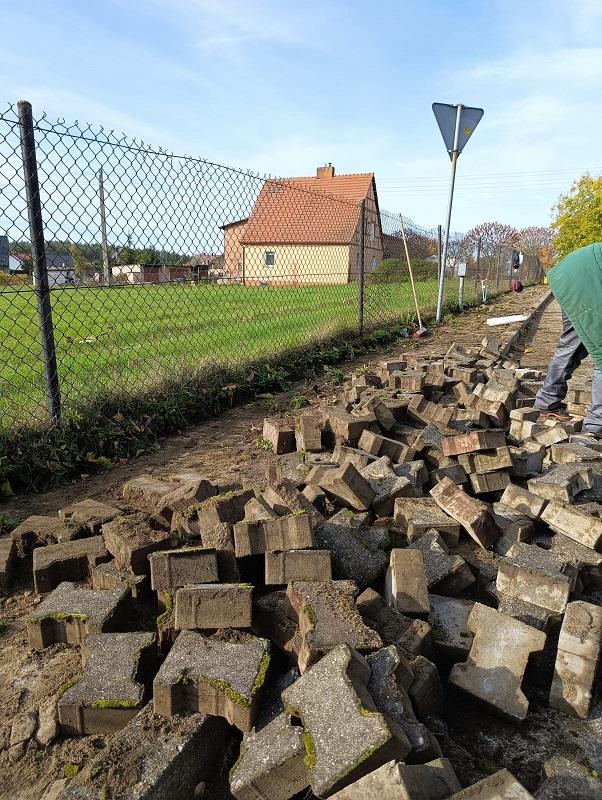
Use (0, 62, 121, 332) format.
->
(534, 243, 602, 436)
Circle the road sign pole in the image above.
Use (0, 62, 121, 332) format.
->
(435, 103, 462, 323)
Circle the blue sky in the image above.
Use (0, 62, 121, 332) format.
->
(2, 0, 601, 232)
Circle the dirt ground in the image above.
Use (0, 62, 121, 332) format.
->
(2, 284, 600, 799)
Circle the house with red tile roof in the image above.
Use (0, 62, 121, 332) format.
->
(221, 164, 383, 285)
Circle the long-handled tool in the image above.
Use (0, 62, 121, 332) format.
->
(399, 214, 428, 337)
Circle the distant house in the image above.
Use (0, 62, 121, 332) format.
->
(184, 253, 222, 281)
(0, 237, 27, 274)
(221, 164, 384, 285)
(31, 250, 75, 288)
(111, 263, 196, 284)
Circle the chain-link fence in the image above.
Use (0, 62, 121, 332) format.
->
(0, 101, 542, 443)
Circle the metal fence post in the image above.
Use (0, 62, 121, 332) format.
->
(98, 166, 110, 285)
(357, 199, 365, 336)
(18, 100, 61, 426)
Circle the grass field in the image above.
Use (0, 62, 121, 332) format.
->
(0, 277, 480, 431)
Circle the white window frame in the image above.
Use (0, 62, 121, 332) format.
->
(264, 250, 275, 267)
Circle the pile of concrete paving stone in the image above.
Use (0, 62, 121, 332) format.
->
(3, 335, 602, 800)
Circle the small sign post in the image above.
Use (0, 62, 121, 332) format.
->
(457, 261, 467, 311)
(432, 102, 483, 322)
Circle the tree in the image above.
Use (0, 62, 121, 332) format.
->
(462, 222, 519, 282)
(518, 226, 556, 270)
(552, 175, 602, 258)
(138, 248, 162, 266)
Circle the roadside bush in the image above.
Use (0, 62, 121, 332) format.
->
(367, 258, 437, 284)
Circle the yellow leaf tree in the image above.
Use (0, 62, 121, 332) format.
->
(552, 175, 602, 258)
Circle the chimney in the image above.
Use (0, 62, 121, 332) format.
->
(316, 162, 335, 179)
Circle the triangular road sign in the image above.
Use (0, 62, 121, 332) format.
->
(432, 103, 484, 159)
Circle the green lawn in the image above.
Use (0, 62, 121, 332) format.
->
(0, 277, 479, 431)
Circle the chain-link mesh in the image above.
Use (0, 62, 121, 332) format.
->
(0, 102, 543, 437)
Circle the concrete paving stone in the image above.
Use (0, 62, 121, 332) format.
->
(11, 515, 83, 557)
(570, 433, 602, 452)
(510, 407, 541, 422)
(453, 407, 491, 428)
(152, 478, 218, 527)
(149, 547, 219, 591)
(8, 710, 38, 762)
(495, 593, 557, 632)
(537, 531, 602, 590)
(230, 713, 309, 800)
(391, 370, 425, 392)
(27, 581, 131, 649)
(382, 357, 407, 374)
(430, 477, 501, 549)
(263, 479, 326, 528)
(90, 561, 147, 599)
(266, 452, 311, 489)
(492, 503, 535, 553)
(358, 429, 410, 464)
(122, 476, 174, 514)
(330, 757, 460, 800)
(263, 416, 296, 454)
(302, 484, 327, 512)
(453, 540, 500, 590)
(234, 512, 315, 557)
(428, 594, 474, 662)
(393, 459, 429, 490)
(357, 588, 434, 659)
(58, 631, 156, 735)
(458, 447, 513, 475)
(534, 756, 602, 800)
(282, 644, 404, 797)
(315, 509, 388, 589)
(323, 407, 377, 448)
(449, 365, 479, 384)
(498, 540, 574, 609)
(550, 442, 602, 465)
(463, 394, 507, 427)
(186, 488, 255, 531)
(334, 444, 378, 471)
(407, 395, 455, 429)
(532, 425, 570, 447)
(509, 442, 547, 478)
(527, 464, 592, 503)
(449, 603, 546, 722)
(408, 530, 475, 595)
(286, 580, 382, 672)
(297, 410, 325, 452)
(58, 499, 122, 534)
(470, 470, 511, 494)
(540, 500, 602, 550)
(0, 534, 16, 593)
(549, 600, 602, 719)
(175, 582, 253, 629)
(265, 549, 332, 585)
(385, 549, 430, 617)
(102, 513, 172, 575)
(196, 522, 240, 582)
(500, 483, 548, 520)
(58, 703, 229, 800)
(36, 699, 58, 747)
(32, 536, 109, 594)
(430, 464, 469, 486)
(360, 454, 396, 479)
(441, 429, 507, 457)
(369, 475, 415, 517)
(154, 630, 270, 731)
(253, 590, 301, 663)
(395, 497, 461, 546)
(448, 769, 533, 799)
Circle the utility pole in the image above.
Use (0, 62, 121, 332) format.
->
(98, 167, 110, 286)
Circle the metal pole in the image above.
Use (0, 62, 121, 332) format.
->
(435, 103, 462, 323)
(18, 100, 61, 426)
(437, 224, 442, 282)
(357, 199, 365, 336)
(459, 272, 465, 311)
(98, 167, 110, 285)
(475, 234, 481, 297)
(399, 214, 424, 331)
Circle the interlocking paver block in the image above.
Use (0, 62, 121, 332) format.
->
(315, 509, 388, 589)
(550, 442, 602, 464)
(394, 497, 461, 546)
(458, 451, 513, 482)
(122, 476, 174, 514)
(469, 470, 510, 494)
(323, 408, 377, 447)
(317, 462, 375, 510)
(496, 542, 571, 619)
(449, 603, 546, 721)
(188, 489, 255, 531)
(229, 713, 309, 800)
(91, 561, 147, 599)
(549, 600, 602, 719)
(358, 430, 410, 463)
(33, 536, 109, 594)
(527, 464, 592, 503)
(11, 515, 83, 556)
(0, 535, 15, 594)
(58, 632, 156, 735)
(282, 644, 403, 797)
(263, 480, 326, 528)
(153, 478, 218, 527)
(286, 580, 382, 672)
(448, 769, 533, 799)
(368, 474, 415, 517)
(500, 484, 547, 520)
(357, 589, 434, 659)
(149, 547, 219, 591)
(234, 513, 315, 557)
(540, 500, 602, 550)
(330, 757, 461, 799)
(428, 595, 474, 662)
(154, 630, 270, 731)
(407, 395, 454, 429)
(102, 513, 172, 574)
(535, 756, 602, 800)
(252, 590, 301, 663)
(430, 477, 500, 549)
(441, 429, 506, 457)
(263, 417, 296, 454)
(408, 530, 475, 595)
(509, 442, 546, 478)
(27, 582, 131, 649)
(175, 582, 253, 629)
(385, 549, 429, 617)
(58, 499, 122, 534)
(298, 411, 324, 452)
(265, 550, 331, 585)
(408, 655, 444, 720)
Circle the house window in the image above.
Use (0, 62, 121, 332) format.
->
(369, 222, 375, 241)
(264, 250, 275, 267)
(371, 256, 378, 271)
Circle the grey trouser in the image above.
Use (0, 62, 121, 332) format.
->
(534, 311, 602, 433)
